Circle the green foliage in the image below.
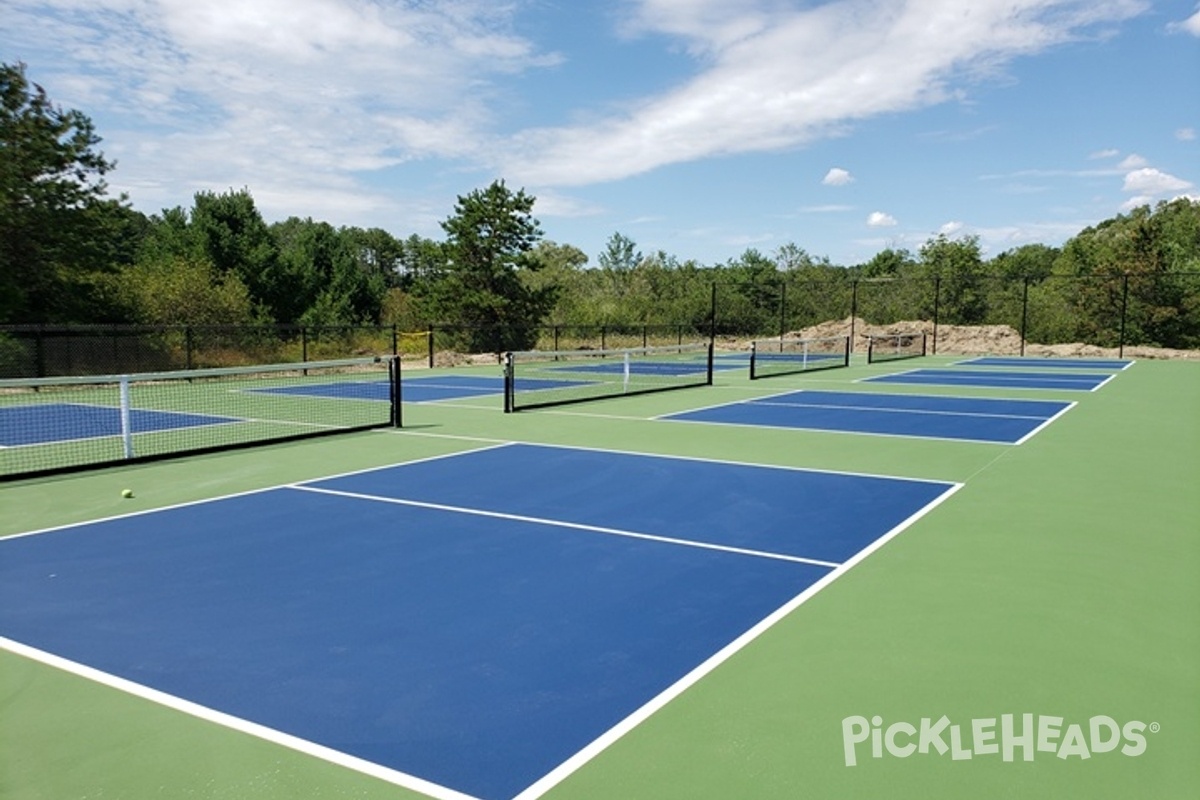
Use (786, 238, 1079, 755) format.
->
(3, 60, 1197, 354)
(117, 256, 259, 327)
(430, 180, 557, 351)
(0, 62, 136, 323)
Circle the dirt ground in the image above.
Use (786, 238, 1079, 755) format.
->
(407, 319, 1200, 366)
(771, 317, 1200, 361)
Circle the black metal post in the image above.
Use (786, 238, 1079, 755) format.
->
(390, 355, 403, 427)
(709, 283, 717, 343)
(931, 277, 941, 355)
(849, 280, 858, 353)
(428, 327, 435, 369)
(779, 281, 787, 339)
(1118, 273, 1129, 358)
(1020, 277, 1030, 357)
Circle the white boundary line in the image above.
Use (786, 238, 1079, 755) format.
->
(2, 442, 961, 799)
(512, 481, 964, 800)
(951, 357, 1135, 371)
(860, 370, 1112, 392)
(660, 415, 1015, 446)
(289, 484, 842, 569)
(1012, 400, 1078, 445)
(0, 637, 482, 800)
(0, 443, 513, 542)
(489, 439, 958, 487)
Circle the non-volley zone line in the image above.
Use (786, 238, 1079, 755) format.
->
(661, 390, 1073, 444)
(864, 368, 1116, 392)
(0, 442, 956, 800)
(955, 356, 1133, 370)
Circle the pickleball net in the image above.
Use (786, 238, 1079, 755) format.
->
(1, 356, 401, 480)
(504, 342, 714, 412)
(867, 333, 928, 363)
(749, 336, 850, 379)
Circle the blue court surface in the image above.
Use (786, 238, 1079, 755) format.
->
(0, 403, 240, 447)
(865, 368, 1115, 391)
(254, 375, 593, 405)
(0, 443, 956, 800)
(956, 356, 1132, 370)
(548, 359, 729, 376)
(662, 390, 1072, 444)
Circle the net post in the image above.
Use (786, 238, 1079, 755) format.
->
(389, 355, 403, 428)
(867, 336, 874, 363)
(921, 333, 927, 357)
(119, 375, 134, 459)
(842, 335, 850, 367)
(749, 340, 758, 380)
(503, 352, 515, 413)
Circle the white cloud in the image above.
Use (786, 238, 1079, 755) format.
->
(1120, 194, 1155, 211)
(501, 0, 1148, 185)
(1177, 128, 1197, 141)
(1122, 168, 1193, 195)
(1088, 148, 1120, 160)
(1117, 153, 1149, 169)
(822, 167, 854, 186)
(940, 221, 965, 235)
(867, 211, 898, 227)
(800, 204, 855, 213)
(0, 0, 558, 223)
(1169, 7, 1200, 36)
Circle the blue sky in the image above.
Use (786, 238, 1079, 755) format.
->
(4, 0, 1198, 266)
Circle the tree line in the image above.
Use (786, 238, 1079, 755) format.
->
(4, 61, 1199, 353)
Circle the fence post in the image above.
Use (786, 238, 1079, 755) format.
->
(428, 327, 435, 369)
(1020, 277, 1030, 357)
(301, 326, 308, 363)
(931, 277, 941, 355)
(1118, 273, 1129, 358)
(709, 282, 717, 344)
(35, 327, 46, 377)
(391, 324, 398, 356)
(849, 280, 858, 353)
(779, 281, 787, 339)
(186, 326, 194, 370)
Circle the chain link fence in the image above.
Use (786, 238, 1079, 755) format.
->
(3, 272, 1196, 377)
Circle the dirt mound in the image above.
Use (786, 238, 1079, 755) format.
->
(777, 317, 1199, 359)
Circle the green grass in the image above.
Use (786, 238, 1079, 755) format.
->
(2, 355, 1197, 799)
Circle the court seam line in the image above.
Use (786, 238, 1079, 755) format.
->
(0, 637, 482, 800)
(513, 481, 965, 800)
(286, 484, 842, 569)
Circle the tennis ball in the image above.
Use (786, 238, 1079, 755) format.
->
(121, 489, 134, 499)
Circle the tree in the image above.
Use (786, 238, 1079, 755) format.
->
(435, 180, 557, 352)
(190, 189, 288, 320)
(0, 61, 133, 322)
(920, 234, 988, 324)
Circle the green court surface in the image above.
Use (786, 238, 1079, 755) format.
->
(2, 354, 1197, 800)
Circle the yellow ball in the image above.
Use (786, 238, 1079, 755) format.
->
(121, 489, 134, 498)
